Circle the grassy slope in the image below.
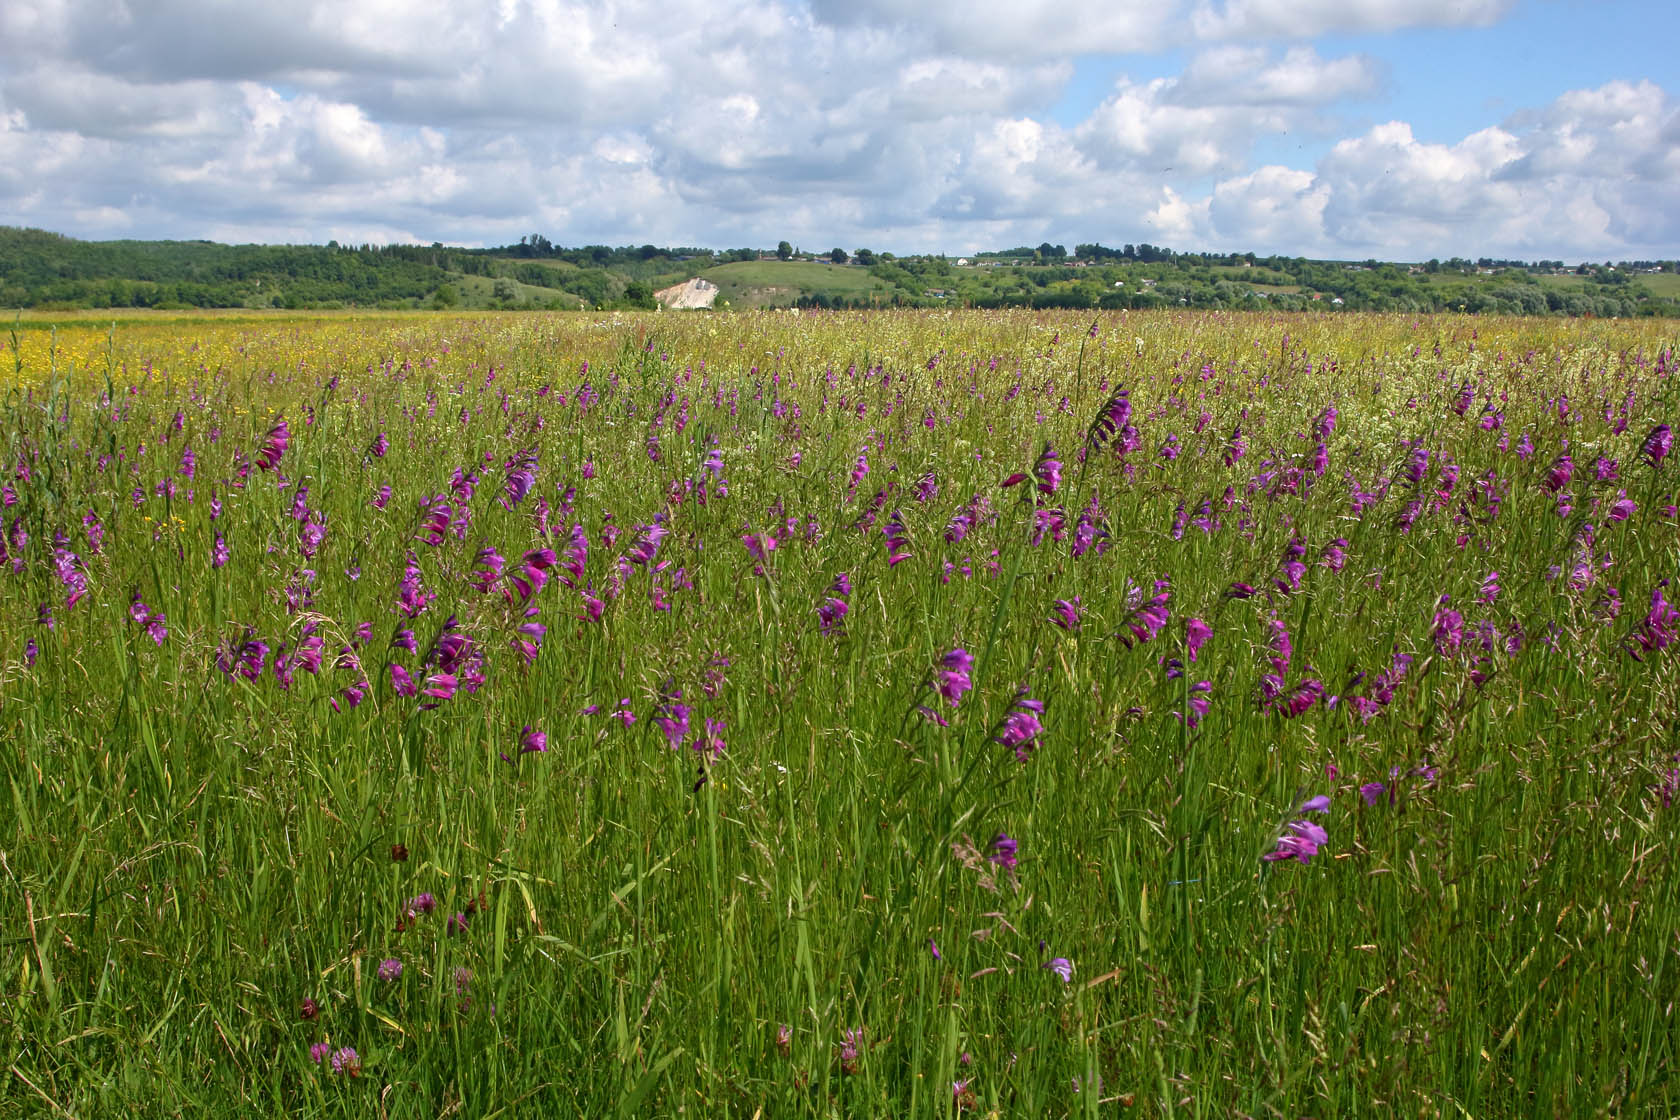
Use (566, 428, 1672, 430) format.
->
(699, 260, 895, 307)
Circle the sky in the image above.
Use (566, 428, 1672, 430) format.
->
(1, 0, 1676, 260)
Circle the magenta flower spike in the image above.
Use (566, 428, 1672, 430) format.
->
(628, 520, 667, 567)
(256, 420, 289, 472)
(502, 449, 537, 509)
(1176, 680, 1213, 728)
(1115, 590, 1170, 649)
(1280, 678, 1324, 717)
(993, 688, 1045, 762)
(884, 510, 912, 566)
(1087, 388, 1132, 447)
(933, 649, 974, 706)
(1641, 423, 1672, 468)
(652, 685, 691, 747)
(1263, 818, 1329, 865)
(329, 1047, 361, 1077)
(1185, 617, 1211, 662)
(416, 496, 451, 545)
(1629, 584, 1679, 660)
(1033, 443, 1062, 495)
(1543, 453, 1574, 493)
(1049, 598, 1081, 632)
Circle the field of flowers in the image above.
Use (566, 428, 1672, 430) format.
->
(2, 308, 1677, 1116)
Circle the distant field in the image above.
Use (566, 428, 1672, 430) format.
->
(699, 260, 895, 307)
(453, 272, 586, 308)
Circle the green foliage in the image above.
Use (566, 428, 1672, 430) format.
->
(4, 227, 1680, 318)
(1, 311, 1679, 1117)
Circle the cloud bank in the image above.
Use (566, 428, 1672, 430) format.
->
(0, 0, 1673, 258)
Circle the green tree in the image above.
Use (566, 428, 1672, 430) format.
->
(853, 248, 875, 266)
(777, 241, 793, 261)
(829, 248, 849, 264)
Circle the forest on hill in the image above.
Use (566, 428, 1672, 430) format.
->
(4, 226, 1678, 317)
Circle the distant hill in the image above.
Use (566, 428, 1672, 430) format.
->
(3, 227, 1677, 317)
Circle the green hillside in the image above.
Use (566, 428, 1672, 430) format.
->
(3, 226, 1678, 317)
(699, 260, 896, 308)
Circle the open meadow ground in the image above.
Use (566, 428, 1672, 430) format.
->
(3, 309, 1679, 1116)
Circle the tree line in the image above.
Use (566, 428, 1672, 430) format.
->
(3, 226, 1677, 317)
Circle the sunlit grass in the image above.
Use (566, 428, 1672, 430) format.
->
(2, 309, 1677, 1117)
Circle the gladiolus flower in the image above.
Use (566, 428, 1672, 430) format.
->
(1049, 598, 1081, 631)
(1641, 423, 1672, 468)
(993, 688, 1044, 762)
(256, 421, 289, 471)
(933, 648, 973, 706)
(1263, 818, 1329, 864)
(1033, 443, 1062, 495)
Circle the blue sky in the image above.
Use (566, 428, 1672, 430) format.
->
(0, 0, 1675, 259)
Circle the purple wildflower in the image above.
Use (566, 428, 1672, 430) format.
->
(1185, 617, 1211, 662)
(1543, 453, 1573, 493)
(1087, 388, 1132, 447)
(377, 958, 402, 982)
(1033, 443, 1062, 495)
(884, 509, 912, 566)
(502, 449, 537, 509)
(691, 718, 726, 762)
(988, 833, 1018, 868)
(934, 648, 974, 706)
(389, 664, 418, 698)
(256, 420, 289, 471)
(653, 686, 691, 746)
(627, 520, 667, 567)
(1223, 425, 1246, 466)
(415, 496, 451, 546)
(1641, 423, 1672, 468)
(1177, 680, 1212, 729)
(993, 688, 1045, 762)
(1262, 818, 1329, 865)
(839, 1028, 864, 1074)
(1114, 589, 1170, 649)
(1433, 605, 1464, 654)
(1629, 584, 1680, 660)
(1049, 598, 1081, 632)
(519, 725, 547, 755)
(1280, 678, 1324, 718)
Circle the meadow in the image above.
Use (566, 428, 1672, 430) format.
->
(1, 308, 1677, 1117)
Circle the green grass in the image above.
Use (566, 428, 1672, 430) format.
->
(699, 260, 895, 307)
(2, 309, 1678, 1117)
